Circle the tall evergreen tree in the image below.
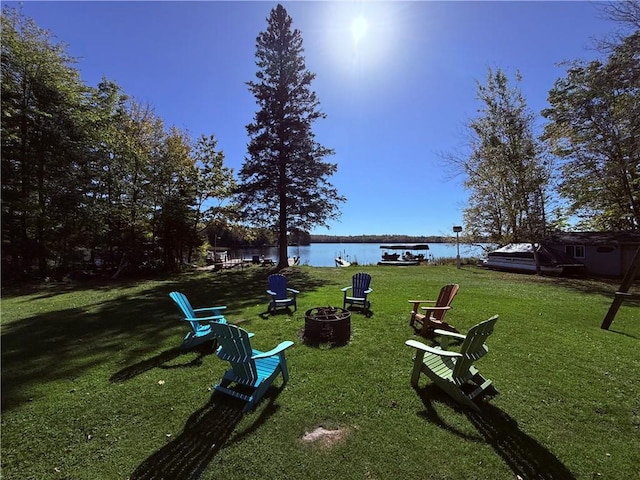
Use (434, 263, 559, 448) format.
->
(239, 4, 344, 269)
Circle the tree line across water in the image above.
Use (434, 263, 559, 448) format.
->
(307, 235, 472, 245)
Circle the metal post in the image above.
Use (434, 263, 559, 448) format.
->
(453, 226, 462, 269)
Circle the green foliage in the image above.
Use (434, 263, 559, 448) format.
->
(458, 68, 553, 245)
(193, 134, 237, 228)
(239, 4, 345, 269)
(1, 8, 236, 279)
(1, 266, 638, 479)
(542, 31, 640, 230)
(1, 6, 93, 277)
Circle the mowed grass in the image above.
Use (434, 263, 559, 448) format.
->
(1, 265, 639, 480)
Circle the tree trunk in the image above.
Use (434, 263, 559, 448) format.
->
(278, 199, 288, 270)
(277, 153, 289, 270)
(36, 148, 47, 277)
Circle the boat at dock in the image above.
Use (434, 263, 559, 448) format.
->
(335, 256, 351, 267)
(288, 256, 300, 267)
(378, 244, 429, 266)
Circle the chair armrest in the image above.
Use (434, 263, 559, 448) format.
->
(341, 286, 352, 292)
(252, 340, 295, 359)
(405, 339, 462, 357)
(420, 306, 451, 312)
(193, 306, 227, 314)
(364, 288, 373, 294)
(184, 314, 226, 323)
(433, 329, 466, 340)
(266, 289, 277, 296)
(287, 288, 300, 294)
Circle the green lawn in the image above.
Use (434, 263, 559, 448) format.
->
(1, 265, 639, 479)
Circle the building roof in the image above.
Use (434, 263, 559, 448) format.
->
(547, 231, 640, 246)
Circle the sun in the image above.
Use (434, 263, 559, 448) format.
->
(322, 3, 397, 73)
(350, 16, 368, 45)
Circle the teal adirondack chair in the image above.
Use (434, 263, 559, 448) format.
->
(210, 322, 294, 412)
(267, 274, 299, 313)
(342, 272, 373, 310)
(405, 315, 499, 411)
(169, 291, 227, 349)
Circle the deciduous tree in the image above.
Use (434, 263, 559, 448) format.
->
(1, 7, 91, 278)
(451, 69, 552, 247)
(192, 134, 237, 261)
(542, 31, 640, 230)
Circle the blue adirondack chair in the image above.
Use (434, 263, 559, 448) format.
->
(266, 274, 299, 313)
(405, 315, 499, 411)
(342, 272, 373, 310)
(169, 291, 227, 349)
(210, 322, 294, 412)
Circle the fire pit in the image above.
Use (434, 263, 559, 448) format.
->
(304, 306, 351, 346)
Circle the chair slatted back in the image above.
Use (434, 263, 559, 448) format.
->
(268, 274, 289, 300)
(210, 322, 258, 384)
(452, 315, 498, 380)
(170, 291, 195, 317)
(352, 272, 372, 298)
(169, 291, 200, 333)
(433, 284, 459, 321)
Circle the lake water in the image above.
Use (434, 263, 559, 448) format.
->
(232, 242, 490, 267)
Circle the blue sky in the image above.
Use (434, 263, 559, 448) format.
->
(10, 1, 616, 236)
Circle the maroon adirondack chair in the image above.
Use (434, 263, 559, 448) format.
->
(408, 283, 459, 335)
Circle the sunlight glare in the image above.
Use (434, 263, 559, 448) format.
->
(351, 16, 368, 44)
(321, 2, 399, 76)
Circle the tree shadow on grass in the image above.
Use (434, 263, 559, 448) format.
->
(0, 298, 179, 411)
(167, 267, 332, 323)
(130, 388, 281, 480)
(2, 268, 329, 411)
(110, 341, 217, 383)
(415, 385, 577, 480)
(516, 272, 638, 299)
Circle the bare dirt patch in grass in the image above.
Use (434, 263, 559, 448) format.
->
(301, 426, 350, 449)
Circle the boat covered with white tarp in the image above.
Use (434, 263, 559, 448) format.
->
(484, 243, 584, 274)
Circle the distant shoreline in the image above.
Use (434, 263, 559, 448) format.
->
(308, 235, 482, 244)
